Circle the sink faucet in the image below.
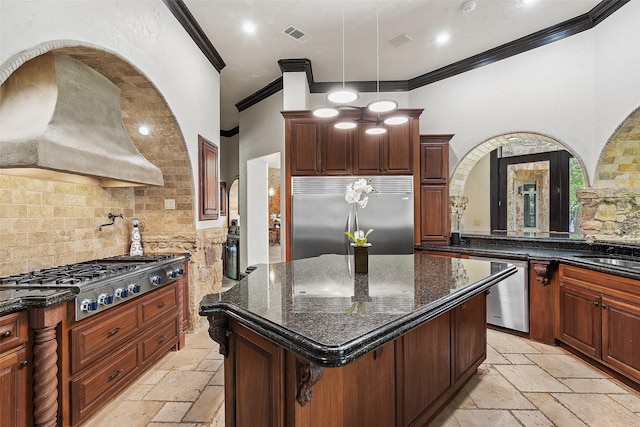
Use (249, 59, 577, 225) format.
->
(99, 213, 124, 231)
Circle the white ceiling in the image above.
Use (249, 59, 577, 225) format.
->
(183, 0, 602, 131)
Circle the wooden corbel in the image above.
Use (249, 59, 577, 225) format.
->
(207, 313, 230, 357)
(532, 261, 552, 286)
(296, 358, 323, 407)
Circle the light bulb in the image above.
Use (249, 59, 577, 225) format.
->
(367, 99, 398, 113)
(384, 116, 409, 125)
(335, 121, 357, 130)
(312, 107, 340, 118)
(365, 126, 387, 135)
(327, 89, 359, 104)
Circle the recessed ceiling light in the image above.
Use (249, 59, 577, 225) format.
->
(461, 1, 476, 13)
(242, 22, 256, 34)
(138, 125, 150, 136)
(520, 0, 538, 5)
(436, 32, 450, 45)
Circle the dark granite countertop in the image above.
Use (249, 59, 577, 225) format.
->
(0, 288, 76, 315)
(199, 253, 516, 367)
(417, 234, 640, 281)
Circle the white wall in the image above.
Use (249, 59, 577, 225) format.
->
(409, 0, 640, 187)
(238, 92, 284, 271)
(462, 154, 491, 233)
(0, 0, 224, 229)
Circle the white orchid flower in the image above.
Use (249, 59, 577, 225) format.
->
(358, 196, 368, 209)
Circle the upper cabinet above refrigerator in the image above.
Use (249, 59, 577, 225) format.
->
(283, 109, 423, 177)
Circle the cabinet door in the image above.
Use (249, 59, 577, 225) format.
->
(290, 121, 321, 175)
(321, 124, 353, 175)
(420, 142, 448, 184)
(558, 284, 601, 358)
(353, 125, 384, 175)
(384, 123, 412, 174)
(0, 346, 29, 427)
(453, 293, 486, 381)
(420, 185, 449, 243)
(398, 312, 451, 426)
(226, 321, 284, 427)
(601, 295, 640, 381)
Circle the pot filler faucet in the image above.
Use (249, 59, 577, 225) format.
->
(99, 212, 124, 231)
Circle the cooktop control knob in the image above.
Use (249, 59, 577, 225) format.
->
(98, 293, 114, 305)
(128, 283, 141, 293)
(151, 275, 162, 286)
(169, 269, 182, 278)
(81, 299, 98, 312)
(176, 267, 184, 276)
(115, 288, 129, 298)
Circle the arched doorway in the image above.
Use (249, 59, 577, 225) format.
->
(450, 132, 587, 237)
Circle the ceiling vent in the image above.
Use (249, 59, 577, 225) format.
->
(389, 33, 413, 48)
(282, 26, 312, 43)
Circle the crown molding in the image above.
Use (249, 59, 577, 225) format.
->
(162, 0, 226, 72)
(167, 0, 629, 115)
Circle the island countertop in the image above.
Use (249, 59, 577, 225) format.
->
(200, 252, 516, 367)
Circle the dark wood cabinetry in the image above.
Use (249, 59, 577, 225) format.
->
(0, 311, 30, 426)
(419, 135, 452, 245)
(285, 110, 421, 178)
(219, 292, 486, 427)
(557, 264, 640, 384)
(63, 278, 183, 426)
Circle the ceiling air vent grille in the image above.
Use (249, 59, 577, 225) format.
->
(389, 33, 413, 48)
(282, 25, 312, 43)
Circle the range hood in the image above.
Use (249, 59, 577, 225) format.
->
(0, 52, 164, 187)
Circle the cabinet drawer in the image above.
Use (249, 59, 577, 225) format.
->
(141, 317, 178, 365)
(70, 304, 139, 374)
(0, 311, 28, 354)
(141, 285, 178, 323)
(71, 343, 140, 425)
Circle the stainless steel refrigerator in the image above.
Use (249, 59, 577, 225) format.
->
(291, 176, 414, 260)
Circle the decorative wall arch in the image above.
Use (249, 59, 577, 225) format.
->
(450, 132, 589, 198)
(594, 105, 640, 189)
(1, 42, 196, 234)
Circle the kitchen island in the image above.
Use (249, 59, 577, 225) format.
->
(199, 253, 515, 427)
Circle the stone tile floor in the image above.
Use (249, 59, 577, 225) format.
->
(84, 328, 640, 427)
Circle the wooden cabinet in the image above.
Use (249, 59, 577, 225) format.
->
(557, 264, 640, 384)
(218, 292, 485, 427)
(529, 260, 557, 345)
(420, 185, 449, 243)
(64, 281, 182, 426)
(353, 122, 412, 175)
(0, 311, 30, 426)
(420, 140, 448, 184)
(284, 110, 421, 177)
(419, 135, 452, 245)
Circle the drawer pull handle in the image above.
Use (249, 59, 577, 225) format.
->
(20, 360, 28, 367)
(157, 302, 166, 308)
(158, 335, 167, 343)
(108, 369, 123, 382)
(593, 301, 599, 307)
(1, 331, 11, 338)
(107, 327, 122, 337)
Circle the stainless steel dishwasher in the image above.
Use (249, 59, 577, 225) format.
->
(469, 256, 529, 333)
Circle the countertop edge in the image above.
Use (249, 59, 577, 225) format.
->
(199, 265, 517, 368)
(416, 245, 640, 281)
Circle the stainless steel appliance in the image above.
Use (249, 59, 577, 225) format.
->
(292, 176, 414, 260)
(469, 256, 529, 333)
(0, 254, 189, 321)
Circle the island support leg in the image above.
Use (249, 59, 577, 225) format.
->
(30, 305, 63, 427)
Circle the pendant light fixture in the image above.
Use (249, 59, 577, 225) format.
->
(327, 8, 359, 106)
(313, 1, 407, 132)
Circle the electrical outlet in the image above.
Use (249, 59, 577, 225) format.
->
(473, 219, 481, 226)
(164, 199, 176, 210)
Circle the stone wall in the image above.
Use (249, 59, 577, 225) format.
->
(145, 228, 226, 330)
(577, 187, 640, 243)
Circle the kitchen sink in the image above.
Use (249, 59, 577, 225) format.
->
(581, 257, 640, 269)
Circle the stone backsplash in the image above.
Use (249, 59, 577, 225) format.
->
(577, 187, 640, 242)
